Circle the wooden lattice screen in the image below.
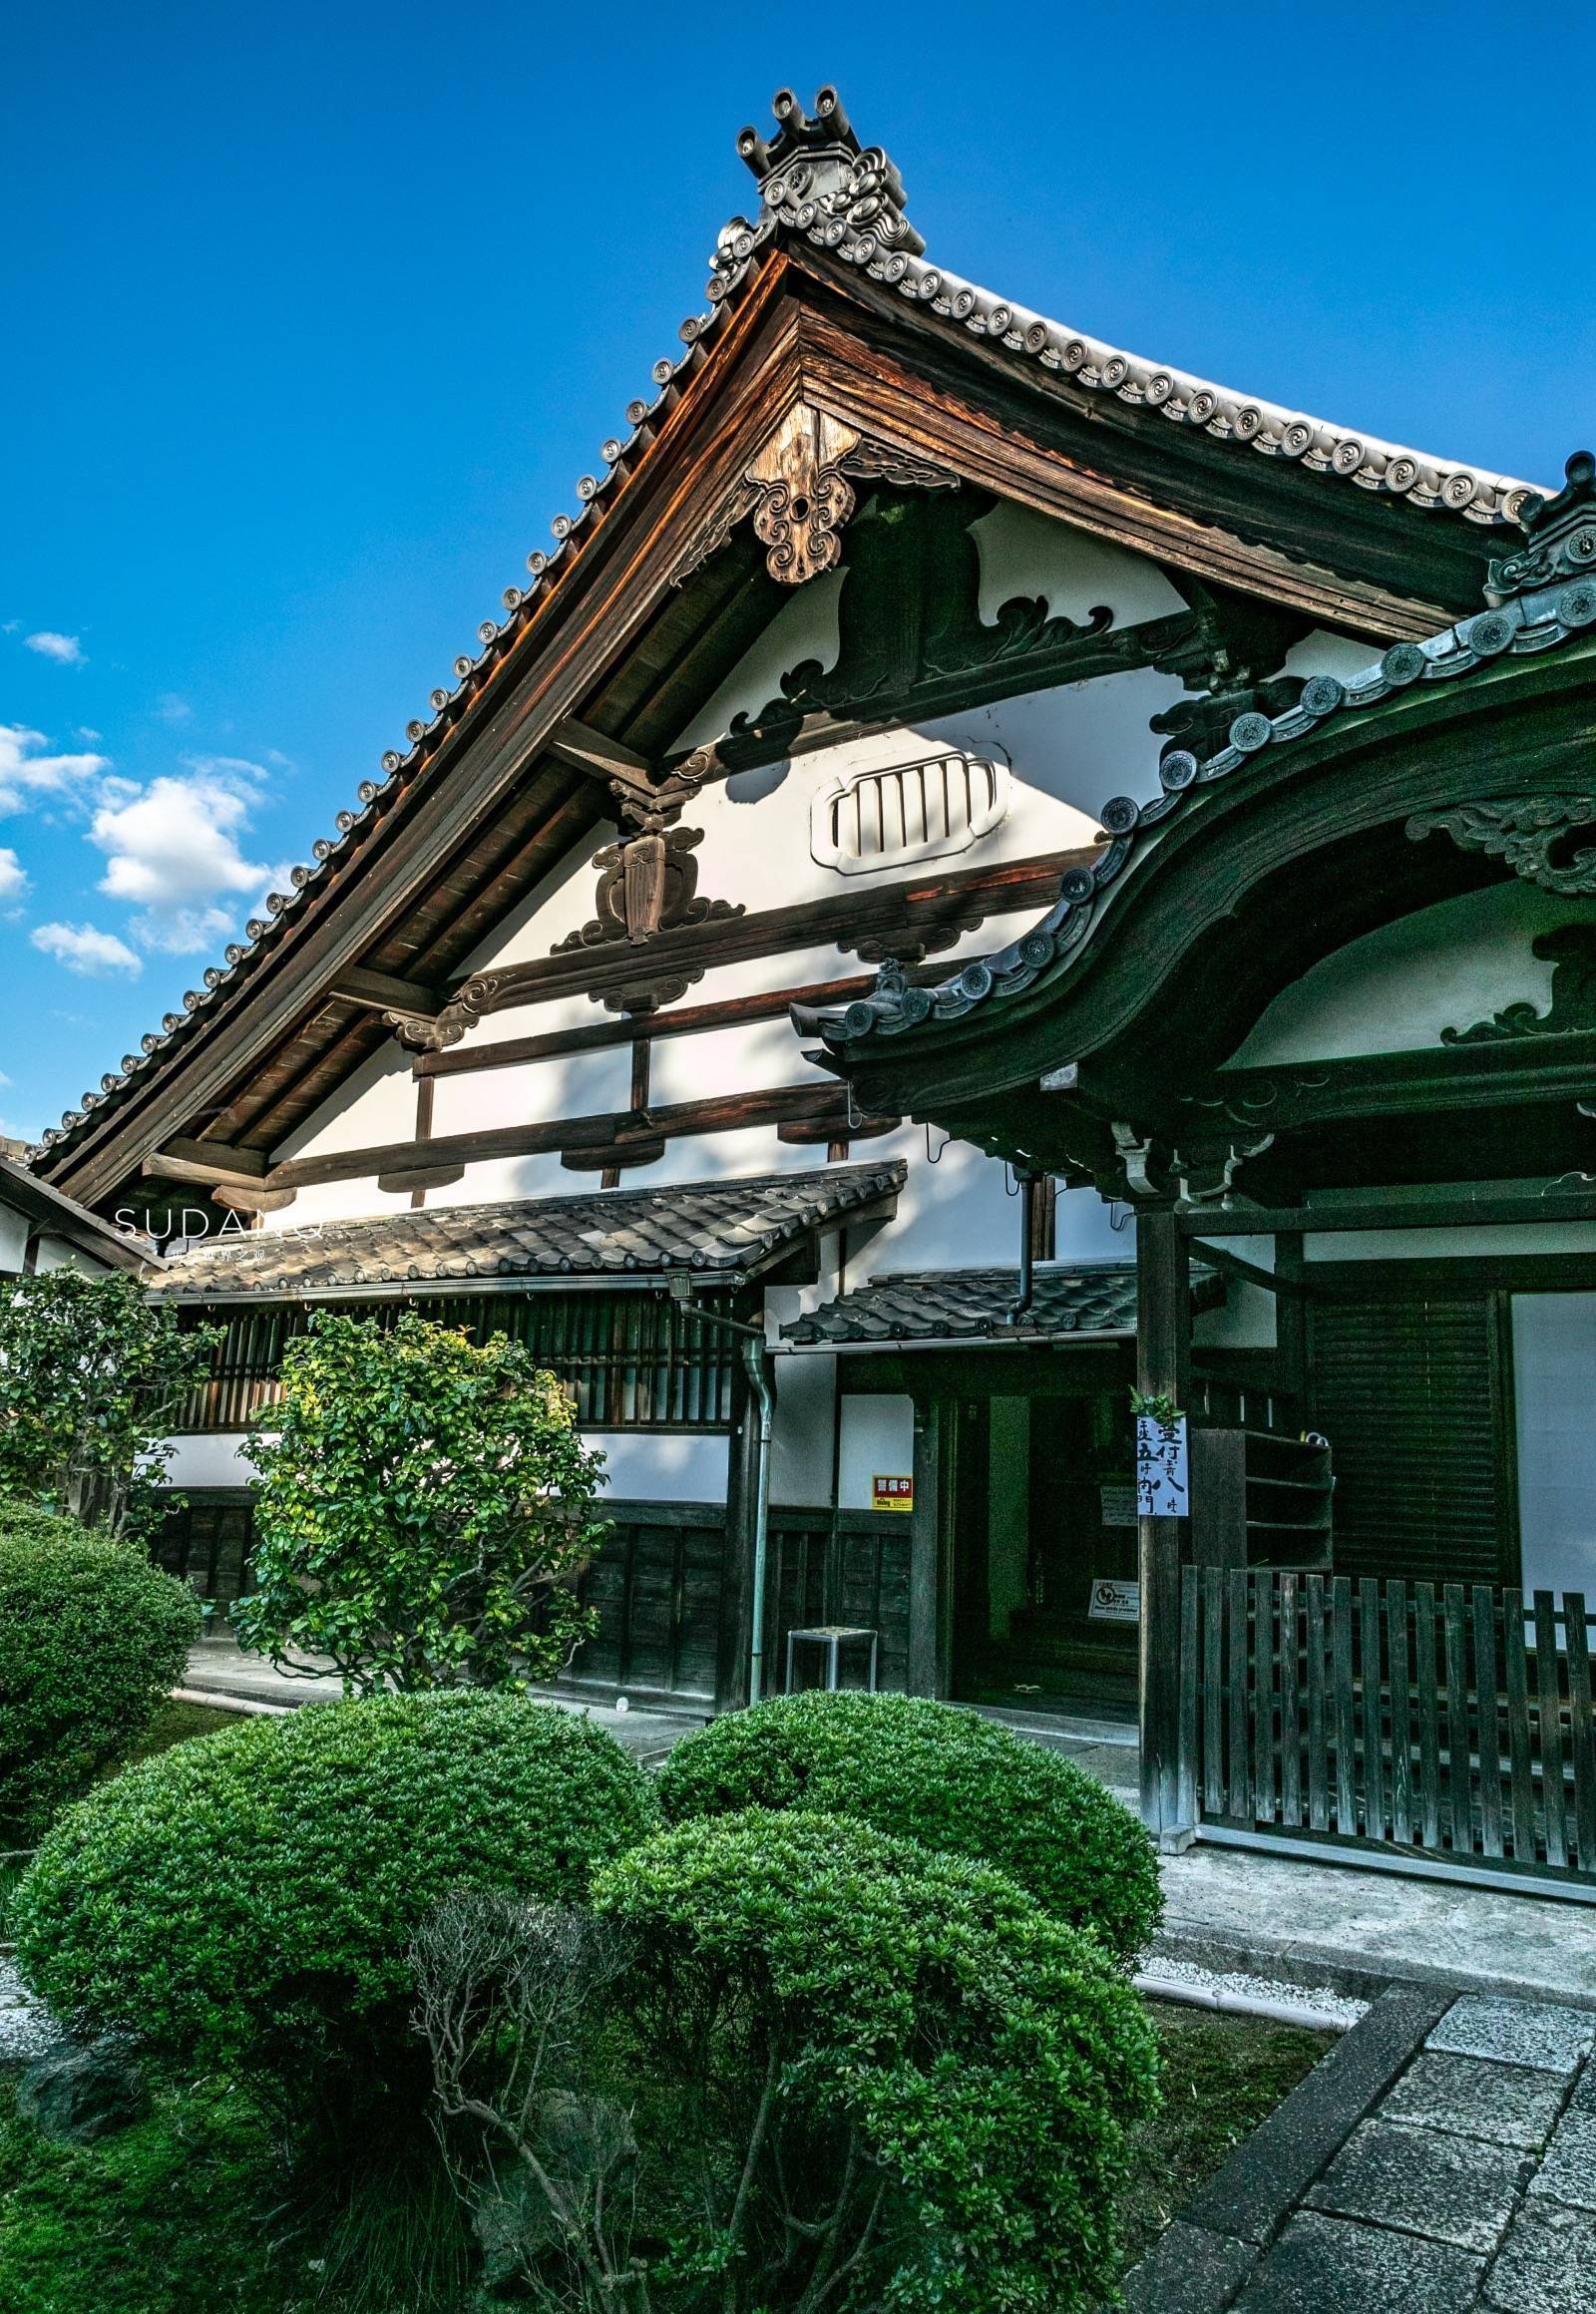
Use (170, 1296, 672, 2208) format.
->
(1180, 1568, 1596, 1888)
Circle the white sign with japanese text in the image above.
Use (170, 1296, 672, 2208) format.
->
(1135, 1414, 1189, 1517)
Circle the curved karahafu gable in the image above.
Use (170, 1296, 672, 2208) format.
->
(30, 85, 1541, 1186)
(802, 455, 1596, 1122)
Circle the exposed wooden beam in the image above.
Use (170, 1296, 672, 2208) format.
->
(1177, 1191, 1596, 1237)
(1187, 1239, 1310, 1298)
(268, 1081, 883, 1192)
(330, 966, 446, 1017)
(143, 1136, 270, 1189)
(417, 972, 919, 1078)
(546, 716, 652, 784)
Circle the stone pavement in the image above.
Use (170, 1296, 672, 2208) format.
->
(1129, 1989, 1596, 2311)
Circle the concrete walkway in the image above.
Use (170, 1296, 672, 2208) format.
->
(181, 1651, 1596, 2008)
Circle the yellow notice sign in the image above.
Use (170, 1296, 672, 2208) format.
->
(872, 1474, 914, 1513)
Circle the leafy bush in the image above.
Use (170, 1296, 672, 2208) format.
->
(0, 1524, 200, 1841)
(589, 1810, 1160, 2313)
(656, 1689, 1161, 1967)
(232, 1310, 607, 1694)
(0, 1502, 100, 1550)
(13, 1691, 658, 2068)
(0, 1269, 215, 1541)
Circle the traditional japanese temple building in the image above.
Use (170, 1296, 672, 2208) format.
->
(28, 91, 1594, 1888)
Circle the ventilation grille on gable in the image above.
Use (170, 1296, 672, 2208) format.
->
(811, 749, 1010, 876)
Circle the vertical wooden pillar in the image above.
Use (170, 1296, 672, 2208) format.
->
(907, 1397, 946, 1697)
(714, 1350, 756, 1714)
(1137, 1206, 1195, 1848)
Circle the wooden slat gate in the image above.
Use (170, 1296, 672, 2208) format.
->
(1179, 1568, 1596, 1894)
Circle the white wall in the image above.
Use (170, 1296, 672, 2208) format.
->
(0, 1201, 31, 1274)
(1234, 882, 1581, 1068)
(591, 1430, 728, 1505)
(837, 1394, 914, 1510)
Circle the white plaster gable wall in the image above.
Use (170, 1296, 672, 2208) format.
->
(0, 1201, 29, 1274)
(1233, 882, 1590, 1067)
(970, 501, 1188, 628)
(1283, 628, 1386, 683)
(30, 1234, 109, 1274)
(269, 1042, 417, 1164)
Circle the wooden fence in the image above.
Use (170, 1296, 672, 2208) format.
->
(1180, 1568, 1596, 1887)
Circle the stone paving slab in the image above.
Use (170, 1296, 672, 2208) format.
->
(1120, 2217, 1258, 2313)
(1232, 2210, 1484, 2313)
(1484, 2194, 1596, 2311)
(1307, 2118, 1529, 2253)
(1380, 2053, 1567, 2150)
(1181, 1988, 1447, 2246)
(1426, 1996, 1596, 2077)
(1526, 2108, 1596, 2212)
(0, 1959, 61, 2066)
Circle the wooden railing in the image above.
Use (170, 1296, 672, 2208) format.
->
(1180, 1568, 1596, 1886)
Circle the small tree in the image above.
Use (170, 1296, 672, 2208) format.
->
(0, 1268, 214, 1542)
(231, 1311, 606, 1692)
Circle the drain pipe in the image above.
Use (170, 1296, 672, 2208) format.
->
(667, 1282, 774, 1705)
(1010, 1171, 1036, 1321)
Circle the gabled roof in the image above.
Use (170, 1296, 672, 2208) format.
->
(0, 1151, 156, 1273)
(780, 1258, 1222, 1348)
(146, 1161, 903, 1302)
(29, 87, 1543, 1194)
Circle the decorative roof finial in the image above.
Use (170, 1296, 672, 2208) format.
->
(735, 85, 924, 260)
(1485, 451, 1596, 603)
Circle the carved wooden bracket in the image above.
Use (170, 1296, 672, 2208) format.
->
(1407, 797, 1596, 897)
(672, 401, 958, 588)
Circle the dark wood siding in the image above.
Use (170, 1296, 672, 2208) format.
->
(1309, 1294, 1515, 1588)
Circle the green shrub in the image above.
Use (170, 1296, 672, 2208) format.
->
(0, 1524, 200, 1841)
(594, 1810, 1160, 2313)
(13, 1691, 658, 2068)
(0, 1502, 100, 1550)
(656, 1689, 1161, 1967)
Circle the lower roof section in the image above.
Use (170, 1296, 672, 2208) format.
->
(148, 1161, 904, 1303)
(780, 1261, 1222, 1350)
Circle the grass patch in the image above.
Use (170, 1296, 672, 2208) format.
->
(1114, 1999, 1332, 2271)
(121, 1698, 240, 1767)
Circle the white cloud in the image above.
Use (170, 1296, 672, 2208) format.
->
(90, 757, 287, 954)
(31, 921, 142, 976)
(0, 848, 27, 904)
(25, 631, 86, 666)
(0, 724, 111, 815)
(155, 693, 192, 725)
(76, 726, 102, 743)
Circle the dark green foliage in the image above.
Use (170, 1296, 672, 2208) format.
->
(0, 2071, 283, 2314)
(0, 1523, 200, 1841)
(0, 1268, 215, 1541)
(592, 1810, 1160, 2312)
(12, 1690, 658, 2067)
(656, 1689, 1162, 1967)
(232, 1310, 606, 1694)
(0, 1503, 97, 1550)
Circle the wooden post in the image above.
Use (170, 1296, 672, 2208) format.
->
(1137, 1207, 1195, 1849)
(907, 1398, 946, 1697)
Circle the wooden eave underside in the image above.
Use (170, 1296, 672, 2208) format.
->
(39, 246, 1499, 1207)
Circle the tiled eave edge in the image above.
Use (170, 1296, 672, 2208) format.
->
(32, 133, 1540, 1164)
(817, 575, 1596, 1051)
(146, 1161, 906, 1302)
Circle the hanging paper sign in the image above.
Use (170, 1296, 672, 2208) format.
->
(1088, 1578, 1140, 1624)
(872, 1474, 914, 1513)
(1135, 1414, 1189, 1517)
(1098, 1482, 1137, 1529)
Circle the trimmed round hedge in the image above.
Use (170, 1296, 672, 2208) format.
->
(655, 1689, 1160, 1967)
(0, 1521, 200, 1841)
(13, 1691, 658, 2062)
(596, 1809, 1160, 2312)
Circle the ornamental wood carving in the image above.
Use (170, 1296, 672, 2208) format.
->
(1442, 927, 1596, 1045)
(672, 401, 957, 588)
(1406, 797, 1596, 896)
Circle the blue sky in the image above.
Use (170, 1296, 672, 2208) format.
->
(3, 3, 1591, 1147)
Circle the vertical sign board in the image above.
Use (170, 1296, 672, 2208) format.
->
(1135, 1414, 1189, 1518)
